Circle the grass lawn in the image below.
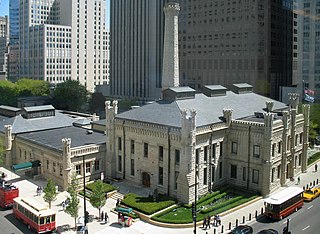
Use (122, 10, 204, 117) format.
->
(79, 180, 117, 199)
(151, 190, 258, 224)
(308, 152, 320, 165)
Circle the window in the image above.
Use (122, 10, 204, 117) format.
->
(299, 153, 302, 166)
(277, 165, 281, 179)
(203, 167, 208, 185)
(47, 160, 49, 170)
(85, 162, 91, 173)
(243, 167, 246, 181)
(118, 137, 122, 151)
(271, 168, 275, 183)
(230, 164, 237, 178)
(174, 171, 179, 189)
(252, 169, 259, 184)
(130, 159, 134, 176)
(76, 165, 81, 175)
(53, 162, 56, 173)
(204, 146, 208, 162)
(159, 146, 163, 161)
(272, 144, 275, 157)
(131, 140, 135, 154)
(300, 133, 303, 144)
(212, 144, 216, 160)
(118, 155, 122, 171)
(196, 148, 200, 164)
(295, 135, 298, 146)
(231, 142, 238, 154)
(144, 143, 148, 158)
(219, 162, 223, 178)
(175, 150, 180, 166)
(278, 142, 281, 154)
(220, 142, 223, 156)
(159, 167, 163, 185)
(94, 160, 100, 171)
(253, 145, 260, 158)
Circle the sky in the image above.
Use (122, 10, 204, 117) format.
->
(0, 0, 110, 30)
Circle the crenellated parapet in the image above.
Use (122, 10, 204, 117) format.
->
(163, 2, 180, 16)
(223, 108, 233, 126)
(266, 101, 274, 112)
(4, 125, 12, 150)
(288, 93, 299, 110)
(264, 113, 274, 139)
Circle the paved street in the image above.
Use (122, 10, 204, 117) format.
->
(1, 161, 320, 234)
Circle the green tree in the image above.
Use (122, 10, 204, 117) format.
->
(89, 180, 106, 220)
(65, 175, 80, 228)
(15, 78, 50, 97)
(0, 80, 18, 106)
(43, 178, 58, 208)
(53, 80, 89, 112)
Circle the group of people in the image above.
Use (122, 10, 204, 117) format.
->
(36, 186, 43, 196)
(61, 199, 69, 211)
(100, 211, 109, 223)
(202, 215, 221, 229)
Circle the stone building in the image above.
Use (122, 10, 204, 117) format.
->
(0, 105, 106, 190)
(105, 84, 309, 204)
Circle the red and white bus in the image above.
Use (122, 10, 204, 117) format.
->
(0, 178, 19, 208)
(13, 197, 56, 233)
(264, 187, 304, 220)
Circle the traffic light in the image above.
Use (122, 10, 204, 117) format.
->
(85, 211, 89, 224)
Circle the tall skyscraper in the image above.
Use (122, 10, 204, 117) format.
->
(298, 0, 320, 102)
(18, 0, 108, 92)
(0, 16, 9, 80)
(110, 0, 165, 100)
(8, 0, 20, 81)
(111, 0, 296, 101)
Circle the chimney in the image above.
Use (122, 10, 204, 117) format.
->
(162, 2, 180, 91)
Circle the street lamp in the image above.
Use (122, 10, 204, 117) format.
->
(77, 155, 88, 228)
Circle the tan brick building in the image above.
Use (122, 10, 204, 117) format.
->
(105, 84, 309, 203)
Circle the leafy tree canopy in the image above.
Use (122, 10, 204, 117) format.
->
(43, 178, 58, 209)
(65, 174, 80, 228)
(53, 80, 89, 112)
(0, 79, 50, 106)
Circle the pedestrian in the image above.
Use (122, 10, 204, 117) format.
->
(105, 211, 109, 223)
(297, 176, 300, 185)
(36, 187, 40, 196)
(62, 201, 65, 211)
(116, 198, 120, 207)
(315, 164, 318, 172)
(202, 217, 206, 228)
(206, 215, 211, 229)
(65, 198, 69, 206)
(213, 215, 217, 226)
(101, 211, 104, 222)
(217, 215, 221, 226)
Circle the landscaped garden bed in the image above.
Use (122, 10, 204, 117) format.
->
(121, 193, 176, 215)
(79, 180, 117, 199)
(308, 152, 320, 165)
(151, 188, 258, 224)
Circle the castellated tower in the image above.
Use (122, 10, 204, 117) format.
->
(162, 2, 180, 91)
(62, 138, 72, 190)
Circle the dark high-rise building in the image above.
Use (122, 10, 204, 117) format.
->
(110, 0, 297, 100)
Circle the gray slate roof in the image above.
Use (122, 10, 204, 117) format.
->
(18, 126, 106, 152)
(116, 91, 288, 128)
(0, 110, 75, 134)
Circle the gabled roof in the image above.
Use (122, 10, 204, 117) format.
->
(0, 110, 75, 134)
(116, 91, 288, 128)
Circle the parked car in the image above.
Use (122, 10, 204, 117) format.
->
(229, 225, 253, 234)
(302, 188, 320, 201)
(257, 229, 279, 234)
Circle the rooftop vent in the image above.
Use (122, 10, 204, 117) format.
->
(162, 86, 196, 101)
(254, 112, 264, 118)
(203, 85, 227, 97)
(231, 83, 253, 94)
(86, 130, 93, 135)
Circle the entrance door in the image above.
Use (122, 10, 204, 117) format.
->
(142, 172, 150, 187)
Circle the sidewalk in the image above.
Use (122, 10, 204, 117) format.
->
(2, 161, 320, 234)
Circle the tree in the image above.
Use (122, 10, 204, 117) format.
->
(65, 175, 80, 228)
(89, 180, 106, 220)
(15, 78, 50, 97)
(53, 80, 89, 112)
(0, 80, 18, 106)
(43, 178, 58, 209)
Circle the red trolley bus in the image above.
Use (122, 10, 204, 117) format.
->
(0, 178, 19, 208)
(264, 187, 304, 220)
(13, 197, 56, 233)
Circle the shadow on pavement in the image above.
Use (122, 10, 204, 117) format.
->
(108, 222, 126, 229)
(4, 212, 33, 234)
(256, 216, 278, 224)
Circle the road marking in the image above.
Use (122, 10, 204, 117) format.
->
(307, 205, 313, 209)
(302, 225, 310, 231)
